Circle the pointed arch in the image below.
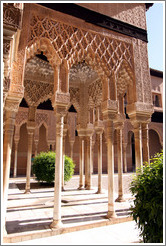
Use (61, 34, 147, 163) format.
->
(26, 37, 61, 67)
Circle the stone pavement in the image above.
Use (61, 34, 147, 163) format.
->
(4, 173, 141, 244)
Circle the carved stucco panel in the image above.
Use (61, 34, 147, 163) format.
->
(132, 38, 143, 102)
(15, 109, 28, 126)
(28, 13, 134, 78)
(36, 112, 49, 126)
(88, 79, 102, 107)
(24, 79, 53, 106)
(140, 41, 153, 104)
(115, 4, 146, 30)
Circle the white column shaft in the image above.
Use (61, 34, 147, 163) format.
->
(116, 128, 124, 201)
(79, 138, 84, 189)
(25, 132, 33, 193)
(107, 121, 116, 218)
(97, 133, 102, 193)
(134, 124, 143, 170)
(13, 141, 19, 177)
(51, 115, 64, 227)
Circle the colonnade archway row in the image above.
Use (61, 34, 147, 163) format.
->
(3, 7, 154, 234)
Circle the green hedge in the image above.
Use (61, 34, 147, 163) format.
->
(130, 151, 163, 243)
(32, 151, 75, 184)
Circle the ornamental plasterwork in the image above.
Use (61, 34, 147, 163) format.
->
(15, 109, 28, 126)
(28, 13, 133, 77)
(24, 56, 54, 83)
(24, 79, 53, 106)
(115, 4, 146, 30)
(69, 62, 98, 84)
(36, 112, 49, 126)
(69, 87, 80, 111)
(3, 39, 11, 55)
(132, 39, 143, 102)
(88, 79, 102, 106)
(116, 66, 133, 97)
(140, 41, 153, 104)
(3, 3, 21, 29)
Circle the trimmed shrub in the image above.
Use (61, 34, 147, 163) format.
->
(130, 151, 163, 243)
(32, 151, 75, 184)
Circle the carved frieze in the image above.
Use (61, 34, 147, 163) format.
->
(88, 79, 102, 106)
(3, 3, 21, 30)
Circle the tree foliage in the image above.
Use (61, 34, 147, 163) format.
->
(130, 151, 163, 243)
(32, 151, 75, 184)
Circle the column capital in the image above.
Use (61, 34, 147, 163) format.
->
(27, 121, 36, 133)
(101, 99, 118, 117)
(94, 120, 104, 134)
(5, 97, 20, 113)
(52, 92, 70, 111)
(14, 138, 19, 145)
(126, 102, 153, 123)
(114, 122, 124, 130)
(77, 127, 94, 137)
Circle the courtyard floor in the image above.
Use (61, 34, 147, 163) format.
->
(4, 173, 141, 244)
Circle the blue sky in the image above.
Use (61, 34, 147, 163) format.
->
(146, 2, 164, 71)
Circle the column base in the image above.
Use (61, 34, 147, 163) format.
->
(78, 186, 84, 190)
(85, 186, 92, 190)
(115, 196, 125, 202)
(96, 189, 103, 194)
(106, 211, 117, 219)
(50, 220, 63, 229)
(24, 189, 31, 194)
(61, 187, 65, 191)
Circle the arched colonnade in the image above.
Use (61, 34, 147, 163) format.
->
(3, 3, 154, 233)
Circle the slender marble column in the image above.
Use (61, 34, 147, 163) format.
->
(142, 123, 150, 165)
(115, 127, 125, 202)
(50, 114, 64, 229)
(84, 138, 88, 189)
(133, 123, 143, 170)
(70, 140, 74, 160)
(86, 135, 92, 190)
(78, 137, 84, 189)
(3, 110, 17, 235)
(34, 140, 38, 156)
(62, 129, 67, 191)
(13, 139, 19, 177)
(25, 124, 35, 194)
(106, 120, 116, 218)
(96, 131, 103, 194)
(123, 143, 127, 173)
